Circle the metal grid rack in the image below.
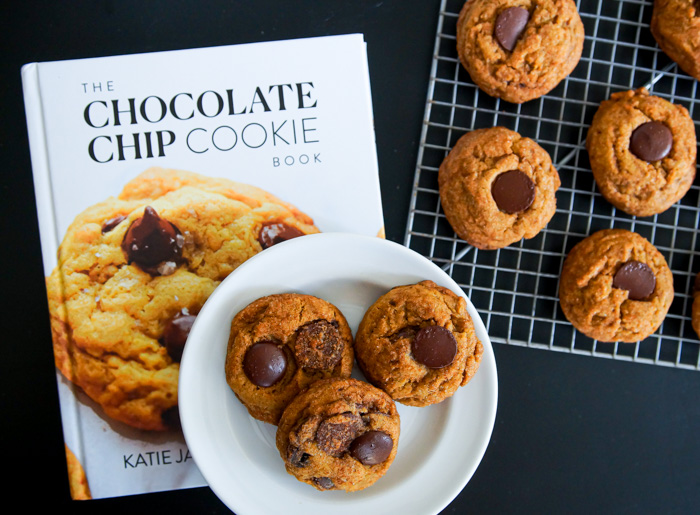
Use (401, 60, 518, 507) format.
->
(404, 0, 700, 370)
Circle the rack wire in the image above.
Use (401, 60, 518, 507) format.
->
(404, 0, 700, 370)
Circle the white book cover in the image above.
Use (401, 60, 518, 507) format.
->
(21, 34, 384, 500)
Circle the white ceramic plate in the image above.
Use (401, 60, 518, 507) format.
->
(179, 233, 498, 515)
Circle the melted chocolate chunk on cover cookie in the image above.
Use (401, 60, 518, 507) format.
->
(316, 412, 363, 457)
(613, 261, 656, 301)
(629, 121, 673, 162)
(243, 342, 288, 387)
(294, 320, 344, 370)
(121, 206, 184, 274)
(411, 325, 457, 369)
(349, 431, 394, 466)
(494, 6, 530, 51)
(162, 312, 196, 362)
(491, 170, 536, 214)
(258, 221, 305, 249)
(101, 214, 126, 234)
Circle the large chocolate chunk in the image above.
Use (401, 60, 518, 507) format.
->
(494, 7, 530, 51)
(613, 260, 656, 301)
(162, 312, 196, 362)
(294, 320, 344, 370)
(243, 342, 288, 387)
(411, 325, 457, 369)
(121, 206, 184, 273)
(491, 170, 536, 214)
(258, 221, 304, 249)
(315, 412, 363, 457)
(629, 121, 672, 162)
(311, 477, 334, 490)
(349, 431, 393, 466)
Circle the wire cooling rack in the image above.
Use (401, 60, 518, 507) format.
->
(404, 0, 700, 370)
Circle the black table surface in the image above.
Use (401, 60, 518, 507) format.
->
(3, 1, 699, 514)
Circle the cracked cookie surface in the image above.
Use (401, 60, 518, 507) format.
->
(559, 229, 674, 343)
(651, 0, 700, 81)
(456, 0, 584, 103)
(47, 167, 319, 431)
(276, 377, 400, 492)
(225, 293, 354, 425)
(586, 88, 697, 217)
(439, 126, 560, 250)
(354, 280, 482, 407)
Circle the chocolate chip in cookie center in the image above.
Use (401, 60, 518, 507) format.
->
(491, 170, 536, 214)
(349, 431, 393, 465)
(162, 312, 196, 362)
(258, 221, 304, 249)
(121, 206, 184, 271)
(243, 342, 288, 387)
(629, 121, 673, 162)
(411, 325, 457, 369)
(613, 260, 656, 301)
(294, 319, 344, 370)
(494, 7, 530, 52)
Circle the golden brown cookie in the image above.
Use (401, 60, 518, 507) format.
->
(354, 280, 482, 406)
(692, 273, 700, 339)
(586, 88, 697, 217)
(559, 229, 674, 343)
(65, 444, 91, 500)
(225, 294, 354, 425)
(456, 0, 585, 103)
(438, 126, 560, 250)
(276, 377, 400, 492)
(651, 0, 700, 81)
(47, 168, 319, 431)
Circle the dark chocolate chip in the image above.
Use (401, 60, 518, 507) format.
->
(411, 325, 457, 369)
(287, 446, 311, 468)
(315, 413, 363, 457)
(121, 206, 184, 272)
(491, 170, 536, 214)
(258, 221, 305, 249)
(629, 121, 672, 162)
(494, 6, 530, 51)
(162, 312, 196, 362)
(161, 405, 181, 429)
(349, 431, 393, 466)
(294, 320, 344, 370)
(311, 477, 334, 490)
(243, 342, 288, 387)
(613, 260, 656, 301)
(101, 215, 126, 234)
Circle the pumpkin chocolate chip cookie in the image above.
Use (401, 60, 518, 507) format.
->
(46, 167, 318, 431)
(225, 293, 354, 425)
(354, 280, 482, 407)
(276, 377, 400, 492)
(586, 88, 697, 217)
(650, 0, 700, 82)
(456, 0, 585, 103)
(559, 229, 674, 343)
(438, 126, 560, 250)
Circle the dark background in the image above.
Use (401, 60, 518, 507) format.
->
(2, 1, 699, 514)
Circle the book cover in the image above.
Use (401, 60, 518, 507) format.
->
(21, 34, 384, 500)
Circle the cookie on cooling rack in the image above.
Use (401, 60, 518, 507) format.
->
(456, 0, 585, 103)
(438, 126, 560, 250)
(586, 88, 697, 217)
(650, 0, 700, 82)
(225, 293, 354, 425)
(276, 377, 400, 492)
(354, 280, 482, 406)
(559, 229, 674, 343)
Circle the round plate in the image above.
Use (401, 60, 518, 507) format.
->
(179, 233, 498, 515)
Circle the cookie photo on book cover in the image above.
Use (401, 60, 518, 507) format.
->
(46, 167, 319, 431)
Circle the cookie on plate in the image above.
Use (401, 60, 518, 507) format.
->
(650, 0, 700, 82)
(46, 167, 318, 431)
(692, 273, 700, 339)
(276, 377, 400, 492)
(225, 293, 354, 425)
(559, 229, 674, 343)
(438, 126, 560, 250)
(456, 0, 585, 103)
(354, 280, 483, 406)
(586, 88, 697, 217)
